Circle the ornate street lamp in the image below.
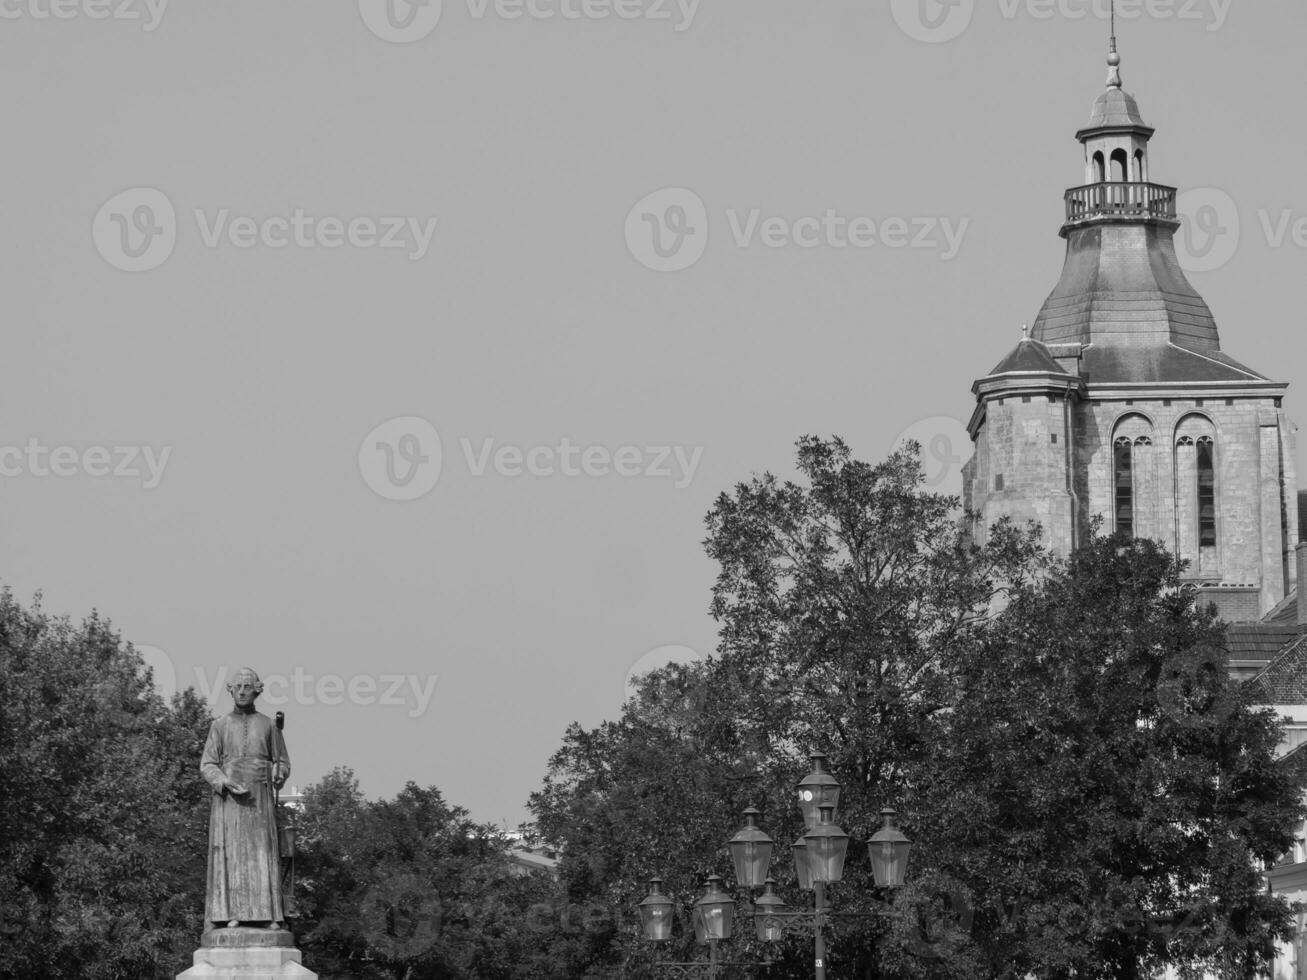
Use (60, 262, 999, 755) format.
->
(803, 805, 850, 885)
(635, 751, 914, 980)
(639, 877, 675, 941)
(867, 807, 912, 889)
(752, 877, 788, 943)
(796, 751, 842, 828)
(791, 833, 812, 890)
(693, 875, 735, 943)
(728, 807, 775, 888)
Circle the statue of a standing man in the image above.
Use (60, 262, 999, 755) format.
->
(201, 668, 290, 931)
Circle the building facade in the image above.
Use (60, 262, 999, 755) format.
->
(961, 42, 1299, 622)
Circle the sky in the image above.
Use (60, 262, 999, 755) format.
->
(3, 0, 1306, 829)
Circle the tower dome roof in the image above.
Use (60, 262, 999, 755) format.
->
(1086, 86, 1148, 129)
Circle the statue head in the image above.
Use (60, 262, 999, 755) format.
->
(227, 667, 263, 709)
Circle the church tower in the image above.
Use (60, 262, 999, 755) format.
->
(962, 39, 1299, 620)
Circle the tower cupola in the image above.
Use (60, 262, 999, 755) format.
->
(1062, 38, 1173, 238)
(1076, 39, 1154, 186)
(1032, 36, 1237, 361)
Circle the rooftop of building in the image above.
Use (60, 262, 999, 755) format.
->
(1084, 85, 1149, 132)
(1232, 499, 1307, 703)
(986, 335, 1071, 377)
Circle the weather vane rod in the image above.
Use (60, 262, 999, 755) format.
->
(1106, 0, 1122, 89)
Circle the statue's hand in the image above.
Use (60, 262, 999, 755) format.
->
(273, 774, 287, 790)
(225, 780, 250, 797)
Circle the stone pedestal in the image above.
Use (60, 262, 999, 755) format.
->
(178, 927, 316, 979)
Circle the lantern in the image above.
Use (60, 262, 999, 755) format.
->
(638, 878, 674, 941)
(803, 805, 850, 884)
(752, 877, 788, 942)
(693, 875, 735, 942)
(728, 807, 775, 888)
(792, 834, 813, 891)
(867, 807, 911, 889)
(796, 751, 842, 828)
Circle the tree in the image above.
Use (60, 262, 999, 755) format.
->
(0, 588, 213, 980)
(912, 532, 1305, 979)
(532, 437, 1045, 978)
(530, 437, 1306, 979)
(295, 769, 590, 979)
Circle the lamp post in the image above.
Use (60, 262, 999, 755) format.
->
(640, 874, 772, 979)
(803, 804, 851, 980)
(638, 752, 913, 978)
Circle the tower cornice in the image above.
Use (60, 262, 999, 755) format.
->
(1075, 122, 1154, 142)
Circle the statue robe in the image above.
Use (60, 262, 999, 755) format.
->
(200, 707, 290, 925)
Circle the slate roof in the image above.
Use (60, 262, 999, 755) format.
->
(1085, 87, 1149, 130)
(1033, 224, 1224, 352)
(987, 338, 1069, 377)
(1266, 593, 1302, 627)
(1079, 343, 1271, 385)
(1228, 623, 1303, 661)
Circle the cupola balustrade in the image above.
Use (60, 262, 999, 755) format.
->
(1063, 181, 1177, 227)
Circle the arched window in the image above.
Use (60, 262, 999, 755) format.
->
(1111, 149, 1129, 182)
(1112, 415, 1155, 540)
(1196, 436, 1216, 547)
(1114, 436, 1134, 536)
(1133, 148, 1146, 182)
(1174, 416, 1218, 570)
(1093, 151, 1106, 183)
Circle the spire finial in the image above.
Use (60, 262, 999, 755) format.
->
(1106, 1, 1122, 89)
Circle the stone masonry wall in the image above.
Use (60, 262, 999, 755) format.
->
(1074, 395, 1290, 614)
(966, 393, 1294, 617)
(971, 392, 1075, 556)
